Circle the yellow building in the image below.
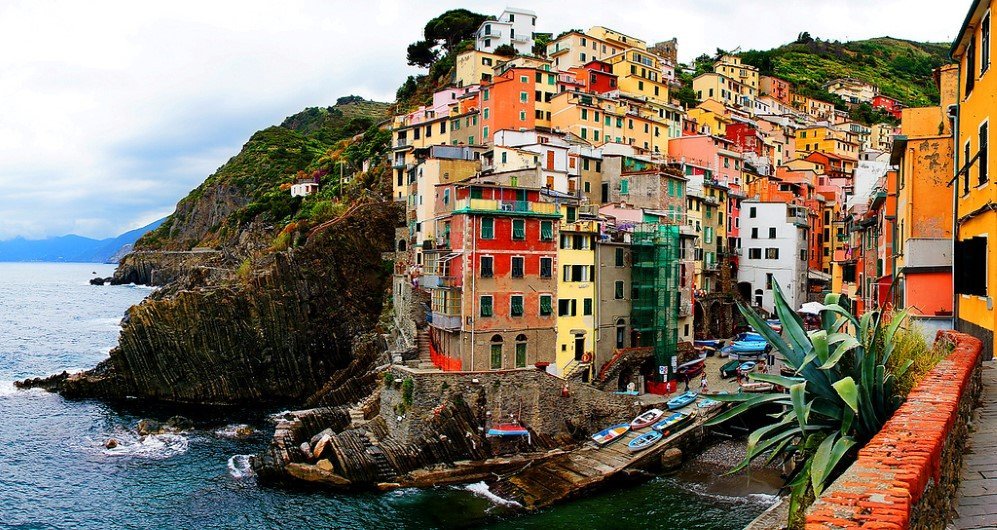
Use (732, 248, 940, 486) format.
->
(693, 73, 752, 108)
(546, 31, 625, 71)
(454, 49, 502, 87)
(550, 90, 661, 152)
(587, 26, 647, 50)
(952, 0, 997, 358)
(795, 126, 860, 172)
(687, 99, 734, 136)
(714, 54, 759, 96)
(556, 205, 600, 378)
(605, 49, 670, 104)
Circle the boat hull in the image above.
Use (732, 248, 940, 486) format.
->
(627, 431, 663, 452)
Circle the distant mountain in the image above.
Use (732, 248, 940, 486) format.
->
(0, 218, 166, 263)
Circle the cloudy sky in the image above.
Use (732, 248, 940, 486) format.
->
(0, 0, 967, 240)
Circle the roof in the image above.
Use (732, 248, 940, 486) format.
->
(952, 0, 988, 58)
(889, 135, 909, 166)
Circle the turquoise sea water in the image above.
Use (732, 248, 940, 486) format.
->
(0, 263, 774, 529)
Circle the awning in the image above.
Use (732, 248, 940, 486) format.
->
(808, 269, 832, 282)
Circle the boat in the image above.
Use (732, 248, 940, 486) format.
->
(734, 331, 766, 343)
(591, 423, 630, 445)
(739, 361, 757, 373)
(652, 410, 696, 433)
(486, 423, 532, 444)
(694, 339, 724, 350)
(627, 430, 663, 452)
(741, 382, 775, 393)
(729, 340, 769, 361)
(630, 408, 666, 429)
(666, 391, 699, 410)
(695, 345, 717, 357)
(697, 398, 720, 409)
(766, 319, 782, 333)
(675, 353, 707, 379)
(719, 359, 740, 379)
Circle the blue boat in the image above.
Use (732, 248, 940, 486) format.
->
(652, 410, 696, 432)
(734, 331, 766, 342)
(627, 430, 663, 452)
(694, 339, 724, 350)
(591, 423, 630, 445)
(666, 391, 698, 410)
(739, 361, 757, 373)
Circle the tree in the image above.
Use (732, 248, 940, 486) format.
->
(395, 76, 419, 103)
(532, 32, 552, 57)
(406, 40, 438, 68)
(796, 31, 815, 44)
(493, 44, 517, 57)
(423, 9, 488, 53)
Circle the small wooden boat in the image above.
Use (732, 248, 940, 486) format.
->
(630, 408, 666, 429)
(694, 339, 724, 350)
(666, 391, 699, 410)
(675, 353, 707, 379)
(734, 331, 766, 343)
(739, 361, 757, 373)
(592, 423, 630, 445)
(695, 345, 716, 357)
(652, 410, 696, 433)
(486, 423, 530, 437)
(766, 319, 783, 333)
(627, 430, 663, 452)
(720, 359, 740, 379)
(741, 382, 775, 393)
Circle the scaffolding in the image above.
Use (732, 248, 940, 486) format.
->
(630, 223, 681, 381)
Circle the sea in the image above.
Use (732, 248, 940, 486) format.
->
(0, 262, 777, 529)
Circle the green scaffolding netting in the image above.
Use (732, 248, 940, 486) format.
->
(630, 223, 680, 380)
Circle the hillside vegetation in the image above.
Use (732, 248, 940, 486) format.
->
(137, 96, 391, 251)
(739, 36, 950, 108)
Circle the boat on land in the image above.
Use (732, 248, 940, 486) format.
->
(728, 340, 769, 361)
(652, 410, 697, 433)
(591, 423, 630, 445)
(630, 408, 665, 429)
(627, 430, 663, 452)
(741, 382, 775, 393)
(734, 332, 766, 342)
(766, 319, 783, 333)
(487, 423, 530, 438)
(675, 353, 707, 379)
(719, 359, 740, 379)
(738, 361, 757, 373)
(697, 398, 720, 409)
(694, 339, 724, 350)
(666, 391, 699, 410)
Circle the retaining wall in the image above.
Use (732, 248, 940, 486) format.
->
(805, 330, 984, 529)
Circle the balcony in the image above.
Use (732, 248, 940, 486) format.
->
(905, 239, 952, 269)
(563, 219, 600, 233)
(429, 312, 462, 330)
(438, 276, 462, 288)
(455, 198, 559, 217)
(394, 139, 409, 149)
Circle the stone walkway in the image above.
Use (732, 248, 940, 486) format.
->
(954, 361, 997, 529)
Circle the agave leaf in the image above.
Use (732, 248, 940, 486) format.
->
(737, 302, 796, 366)
(821, 304, 859, 333)
(764, 435, 795, 466)
(858, 311, 875, 343)
(746, 416, 793, 454)
(801, 329, 828, 370)
(840, 407, 854, 436)
(772, 280, 812, 356)
(810, 398, 844, 421)
(704, 393, 794, 426)
(731, 426, 801, 474)
(810, 432, 838, 496)
(875, 364, 886, 413)
(748, 373, 806, 388)
(818, 436, 857, 497)
(894, 359, 914, 378)
(826, 332, 852, 346)
(832, 377, 859, 414)
(790, 382, 808, 431)
(881, 309, 910, 365)
(817, 336, 860, 370)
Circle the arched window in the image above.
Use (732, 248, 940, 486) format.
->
(397, 239, 407, 252)
(515, 334, 527, 368)
(490, 334, 503, 370)
(615, 318, 626, 349)
(754, 289, 763, 307)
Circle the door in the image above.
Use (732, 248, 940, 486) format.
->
(546, 151, 555, 170)
(601, 182, 609, 203)
(574, 335, 585, 361)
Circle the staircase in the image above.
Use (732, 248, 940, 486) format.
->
(362, 431, 396, 481)
(415, 329, 436, 370)
(562, 359, 591, 381)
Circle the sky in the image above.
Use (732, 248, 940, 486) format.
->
(0, 0, 969, 240)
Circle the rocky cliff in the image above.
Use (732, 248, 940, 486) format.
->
(22, 200, 401, 404)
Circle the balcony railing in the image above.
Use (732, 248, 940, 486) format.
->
(429, 312, 462, 330)
(456, 198, 558, 216)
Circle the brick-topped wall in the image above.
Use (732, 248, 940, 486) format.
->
(805, 330, 984, 529)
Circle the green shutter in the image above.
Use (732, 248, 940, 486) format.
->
(583, 298, 593, 316)
(621, 179, 629, 195)
(480, 296, 493, 317)
(541, 221, 553, 241)
(481, 217, 494, 239)
(511, 296, 524, 316)
(515, 343, 526, 368)
(491, 344, 502, 369)
(513, 219, 526, 239)
(540, 295, 552, 315)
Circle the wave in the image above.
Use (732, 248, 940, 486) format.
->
(227, 454, 254, 478)
(102, 433, 189, 459)
(464, 482, 522, 508)
(214, 424, 254, 439)
(0, 381, 16, 396)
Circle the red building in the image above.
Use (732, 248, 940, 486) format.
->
(725, 122, 764, 156)
(871, 95, 904, 120)
(424, 183, 561, 371)
(567, 60, 618, 94)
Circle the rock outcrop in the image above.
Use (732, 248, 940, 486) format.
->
(22, 201, 401, 405)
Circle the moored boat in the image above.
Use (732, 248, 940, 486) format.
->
(666, 390, 698, 410)
(738, 361, 757, 373)
(675, 353, 707, 379)
(652, 410, 696, 433)
(694, 339, 724, 350)
(627, 430, 663, 452)
(741, 382, 775, 393)
(630, 408, 665, 429)
(591, 423, 630, 445)
(697, 398, 720, 409)
(719, 359, 740, 379)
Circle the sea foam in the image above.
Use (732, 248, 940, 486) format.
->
(464, 481, 522, 508)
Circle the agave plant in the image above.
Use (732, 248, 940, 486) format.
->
(705, 280, 912, 507)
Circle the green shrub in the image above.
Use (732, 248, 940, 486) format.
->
(402, 378, 414, 407)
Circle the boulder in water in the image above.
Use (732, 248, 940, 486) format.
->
(136, 419, 162, 436)
(105, 438, 119, 449)
(313, 434, 333, 460)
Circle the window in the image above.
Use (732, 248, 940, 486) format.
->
(481, 256, 494, 277)
(800, 249, 807, 261)
(520, 92, 528, 102)
(480, 296, 493, 317)
(540, 295, 553, 316)
(558, 299, 577, 316)
(510, 295, 524, 317)
(769, 227, 777, 239)
(615, 319, 625, 349)
(515, 335, 527, 368)
(540, 257, 552, 278)
(748, 248, 761, 259)
(483, 108, 490, 119)
(490, 335, 502, 370)
(540, 220, 553, 241)
(566, 206, 577, 223)
(749, 207, 757, 218)
(984, 13, 992, 75)
(512, 219, 526, 240)
(981, 121, 989, 185)
(483, 89, 489, 101)
(968, 34, 977, 95)
(955, 236, 988, 296)
(765, 248, 779, 259)
(511, 256, 524, 278)
(614, 280, 625, 299)
(615, 247, 625, 267)
(766, 273, 773, 290)
(583, 298, 593, 316)
(481, 218, 494, 239)
(620, 179, 629, 195)
(520, 110, 527, 121)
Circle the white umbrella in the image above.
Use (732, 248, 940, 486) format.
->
(799, 301, 825, 315)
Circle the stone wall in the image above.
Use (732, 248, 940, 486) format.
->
(381, 365, 641, 448)
(805, 330, 984, 529)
